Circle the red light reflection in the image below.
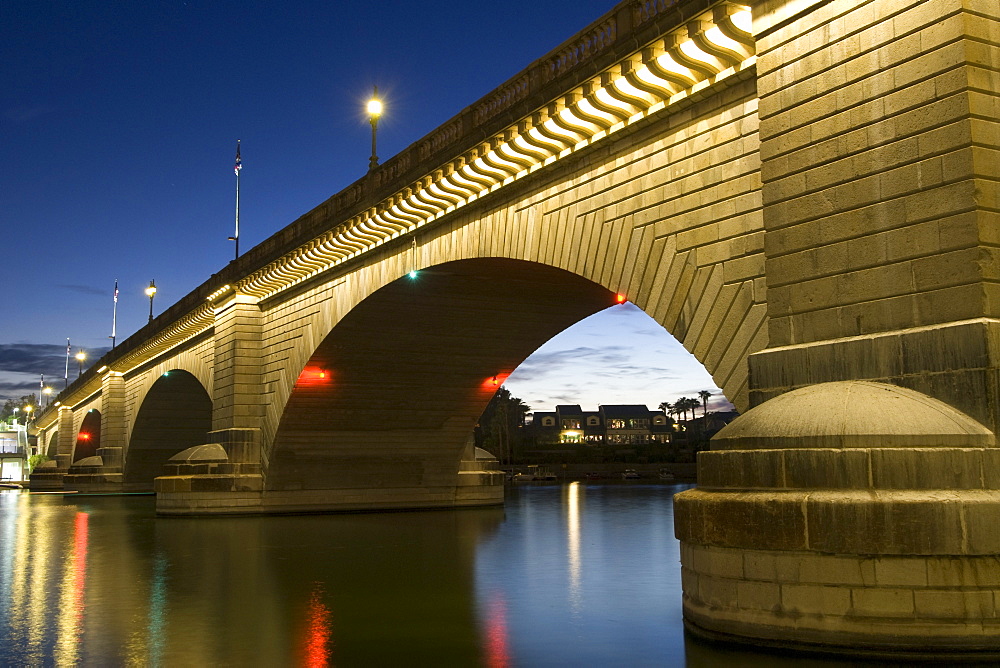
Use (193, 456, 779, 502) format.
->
(300, 584, 333, 667)
(483, 590, 510, 668)
(72, 512, 89, 630)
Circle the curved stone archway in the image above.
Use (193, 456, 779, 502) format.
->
(73, 409, 101, 463)
(125, 370, 212, 491)
(44, 430, 59, 458)
(265, 258, 618, 509)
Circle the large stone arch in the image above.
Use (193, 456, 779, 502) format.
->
(72, 409, 101, 463)
(266, 258, 613, 499)
(124, 370, 212, 490)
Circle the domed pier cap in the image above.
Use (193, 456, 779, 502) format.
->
(712, 381, 994, 450)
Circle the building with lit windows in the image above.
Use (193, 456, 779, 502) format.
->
(531, 405, 672, 446)
(0, 421, 28, 484)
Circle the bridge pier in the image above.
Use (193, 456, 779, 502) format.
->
(677, 0, 1000, 656)
(154, 292, 265, 510)
(63, 372, 126, 493)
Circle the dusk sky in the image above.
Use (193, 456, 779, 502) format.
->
(2, 0, 731, 413)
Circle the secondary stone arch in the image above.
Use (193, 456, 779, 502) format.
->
(124, 369, 212, 490)
(73, 409, 102, 463)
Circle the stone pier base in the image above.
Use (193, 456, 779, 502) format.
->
(675, 382, 1000, 655)
(153, 442, 503, 515)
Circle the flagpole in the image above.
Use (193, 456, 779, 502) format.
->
(230, 139, 241, 261)
(110, 279, 119, 349)
(64, 339, 70, 389)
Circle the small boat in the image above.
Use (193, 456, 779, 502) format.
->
(621, 469, 641, 480)
(658, 469, 675, 480)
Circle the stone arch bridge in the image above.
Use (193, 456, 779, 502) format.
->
(30, 0, 1000, 655)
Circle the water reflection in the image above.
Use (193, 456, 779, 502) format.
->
(0, 486, 946, 666)
(301, 583, 333, 667)
(565, 482, 581, 614)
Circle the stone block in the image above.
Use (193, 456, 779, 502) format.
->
(736, 580, 781, 612)
(782, 583, 852, 616)
(870, 448, 985, 490)
(742, 550, 801, 583)
(689, 545, 744, 579)
(913, 590, 997, 620)
(851, 587, 915, 618)
(961, 494, 1000, 553)
(804, 491, 966, 555)
(874, 557, 929, 587)
(674, 489, 807, 551)
(697, 574, 738, 610)
(798, 554, 869, 586)
(783, 448, 870, 489)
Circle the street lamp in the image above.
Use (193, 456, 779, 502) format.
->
(23, 405, 33, 425)
(42, 387, 52, 406)
(367, 87, 382, 171)
(75, 351, 86, 377)
(146, 280, 157, 323)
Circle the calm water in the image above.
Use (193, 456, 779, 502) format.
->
(0, 484, 910, 667)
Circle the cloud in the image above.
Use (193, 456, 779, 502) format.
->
(0, 344, 68, 376)
(0, 345, 112, 401)
(507, 345, 631, 383)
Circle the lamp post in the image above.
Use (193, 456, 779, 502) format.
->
(42, 387, 52, 407)
(367, 87, 382, 171)
(23, 405, 32, 426)
(146, 280, 157, 323)
(75, 351, 86, 378)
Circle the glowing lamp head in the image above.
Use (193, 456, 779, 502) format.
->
(78, 432, 90, 441)
(408, 270, 418, 279)
(75, 351, 86, 362)
(367, 98, 382, 117)
(23, 405, 33, 414)
(616, 293, 626, 304)
(145, 283, 157, 298)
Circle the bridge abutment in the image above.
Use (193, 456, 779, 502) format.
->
(677, 0, 1000, 655)
(29, 405, 74, 490)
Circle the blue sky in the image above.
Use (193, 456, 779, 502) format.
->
(1, 0, 731, 412)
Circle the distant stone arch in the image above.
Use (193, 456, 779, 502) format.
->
(73, 409, 101, 463)
(125, 370, 211, 490)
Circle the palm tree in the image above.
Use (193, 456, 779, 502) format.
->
(658, 401, 672, 415)
(675, 397, 690, 421)
(698, 390, 712, 419)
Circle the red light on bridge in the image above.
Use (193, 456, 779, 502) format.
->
(297, 366, 333, 386)
(78, 433, 91, 441)
(483, 373, 508, 390)
(615, 293, 627, 304)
